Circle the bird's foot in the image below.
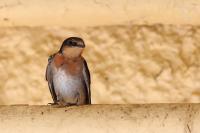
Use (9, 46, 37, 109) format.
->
(48, 102, 69, 108)
(47, 102, 58, 105)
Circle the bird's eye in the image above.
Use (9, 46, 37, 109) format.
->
(69, 41, 73, 45)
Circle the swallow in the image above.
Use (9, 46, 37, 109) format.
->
(46, 37, 91, 106)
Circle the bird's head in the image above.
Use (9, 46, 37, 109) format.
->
(59, 37, 85, 58)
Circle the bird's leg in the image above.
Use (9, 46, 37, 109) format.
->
(47, 102, 58, 105)
(48, 103, 65, 108)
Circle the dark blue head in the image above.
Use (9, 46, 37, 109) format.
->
(60, 37, 85, 52)
(59, 37, 85, 58)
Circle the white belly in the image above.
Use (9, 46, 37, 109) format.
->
(53, 69, 85, 105)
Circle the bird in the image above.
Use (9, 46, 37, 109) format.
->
(45, 37, 91, 106)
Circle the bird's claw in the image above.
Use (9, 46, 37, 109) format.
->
(47, 103, 58, 105)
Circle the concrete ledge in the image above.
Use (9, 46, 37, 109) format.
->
(0, 104, 199, 133)
(0, 0, 200, 27)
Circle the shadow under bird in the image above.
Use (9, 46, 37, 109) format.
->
(45, 37, 91, 106)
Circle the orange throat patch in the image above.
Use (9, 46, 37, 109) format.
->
(54, 53, 65, 68)
(53, 53, 83, 75)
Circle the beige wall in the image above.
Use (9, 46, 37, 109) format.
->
(0, 0, 200, 105)
(0, 0, 200, 27)
(0, 104, 199, 133)
(0, 25, 199, 105)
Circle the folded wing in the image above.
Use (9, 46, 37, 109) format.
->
(82, 59, 91, 104)
(45, 54, 57, 103)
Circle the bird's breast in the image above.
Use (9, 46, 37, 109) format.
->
(53, 68, 83, 98)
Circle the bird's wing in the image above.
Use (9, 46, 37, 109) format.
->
(45, 54, 57, 103)
(82, 58, 91, 104)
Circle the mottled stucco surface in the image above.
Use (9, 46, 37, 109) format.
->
(0, 25, 200, 105)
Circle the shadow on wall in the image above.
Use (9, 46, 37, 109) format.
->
(0, 25, 199, 105)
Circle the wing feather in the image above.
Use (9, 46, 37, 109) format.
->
(45, 54, 57, 103)
(82, 59, 91, 104)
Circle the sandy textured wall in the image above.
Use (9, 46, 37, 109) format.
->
(0, 104, 199, 133)
(0, 0, 200, 105)
(0, 25, 199, 105)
